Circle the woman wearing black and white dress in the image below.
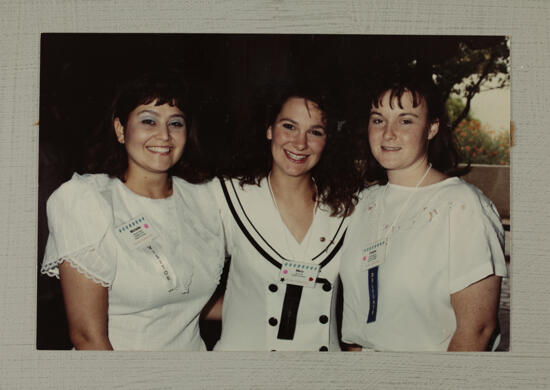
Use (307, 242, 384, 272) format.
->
(209, 86, 362, 351)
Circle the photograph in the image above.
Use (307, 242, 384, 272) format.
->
(37, 33, 510, 353)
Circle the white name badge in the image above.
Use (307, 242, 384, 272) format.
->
(279, 260, 320, 288)
(361, 237, 387, 271)
(115, 216, 184, 294)
(115, 215, 157, 250)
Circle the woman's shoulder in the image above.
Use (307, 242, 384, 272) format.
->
(348, 184, 384, 217)
(425, 177, 503, 228)
(172, 176, 222, 197)
(356, 183, 384, 203)
(46, 173, 116, 233)
(172, 176, 222, 211)
(434, 177, 494, 210)
(361, 183, 384, 195)
(45, 173, 115, 246)
(49, 173, 114, 204)
(207, 176, 266, 197)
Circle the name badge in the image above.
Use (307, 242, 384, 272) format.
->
(361, 237, 387, 271)
(279, 260, 320, 288)
(115, 215, 157, 250)
(115, 216, 185, 294)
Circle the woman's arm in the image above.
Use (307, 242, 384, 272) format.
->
(447, 274, 501, 351)
(341, 342, 362, 351)
(59, 261, 113, 350)
(200, 293, 224, 321)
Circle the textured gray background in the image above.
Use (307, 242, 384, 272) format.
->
(1, 0, 548, 388)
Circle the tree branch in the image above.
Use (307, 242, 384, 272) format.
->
(451, 51, 497, 130)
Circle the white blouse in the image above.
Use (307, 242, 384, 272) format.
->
(41, 173, 224, 351)
(340, 177, 507, 351)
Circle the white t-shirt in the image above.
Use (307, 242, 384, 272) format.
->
(208, 177, 349, 351)
(339, 177, 507, 351)
(41, 173, 224, 351)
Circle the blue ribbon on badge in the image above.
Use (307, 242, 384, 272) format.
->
(366, 266, 378, 323)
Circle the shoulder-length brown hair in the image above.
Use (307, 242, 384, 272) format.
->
(353, 70, 464, 185)
(226, 83, 362, 217)
(85, 70, 207, 183)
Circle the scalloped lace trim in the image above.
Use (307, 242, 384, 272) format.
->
(41, 255, 112, 288)
(210, 259, 225, 286)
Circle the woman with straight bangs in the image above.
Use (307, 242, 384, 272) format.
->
(41, 71, 224, 350)
(339, 72, 507, 352)
(209, 85, 362, 351)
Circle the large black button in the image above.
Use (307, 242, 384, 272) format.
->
(322, 282, 332, 292)
(268, 317, 278, 326)
(319, 315, 329, 324)
(268, 284, 278, 292)
(319, 346, 328, 351)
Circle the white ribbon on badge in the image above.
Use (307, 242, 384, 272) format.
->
(141, 243, 183, 293)
(115, 215, 184, 294)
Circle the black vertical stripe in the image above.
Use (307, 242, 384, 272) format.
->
(277, 284, 303, 340)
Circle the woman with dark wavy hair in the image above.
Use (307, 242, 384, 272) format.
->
(41, 71, 224, 350)
(340, 70, 507, 351)
(209, 84, 362, 351)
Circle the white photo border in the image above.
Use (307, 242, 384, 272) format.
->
(2, 1, 548, 388)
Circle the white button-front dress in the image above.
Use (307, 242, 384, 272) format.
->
(209, 177, 349, 351)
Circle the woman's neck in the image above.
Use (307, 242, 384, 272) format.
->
(387, 161, 447, 187)
(268, 170, 316, 203)
(268, 170, 317, 244)
(123, 170, 172, 199)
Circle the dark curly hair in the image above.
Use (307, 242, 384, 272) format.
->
(227, 83, 362, 217)
(85, 70, 207, 183)
(353, 69, 465, 185)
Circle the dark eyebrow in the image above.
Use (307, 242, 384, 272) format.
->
(278, 117, 325, 129)
(137, 109, 159, 116)
(399, 112, 420, 118)
(278, 117, 298, 124)
(137, 110, 185, 119)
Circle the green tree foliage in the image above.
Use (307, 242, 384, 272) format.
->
(433, 38, 510, 131)
(434, 38, 510, 165)
(446, 96, 473, 123)
(447, 97, 510, 165)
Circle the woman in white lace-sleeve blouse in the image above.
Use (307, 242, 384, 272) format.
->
(339, 70, 507, 352)
(41, 71, 224, 351)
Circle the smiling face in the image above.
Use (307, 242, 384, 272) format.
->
(266, 97, 327, 180)
(114, 100, 186, 180)
(368, 90, 439, 184)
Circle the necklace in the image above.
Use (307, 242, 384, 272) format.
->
(378, 163, 432, 240)
(267, 172, 318, 262)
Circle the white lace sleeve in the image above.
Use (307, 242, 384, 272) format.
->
(41, 245, 112, 287)
(40, 174, 116, 287)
